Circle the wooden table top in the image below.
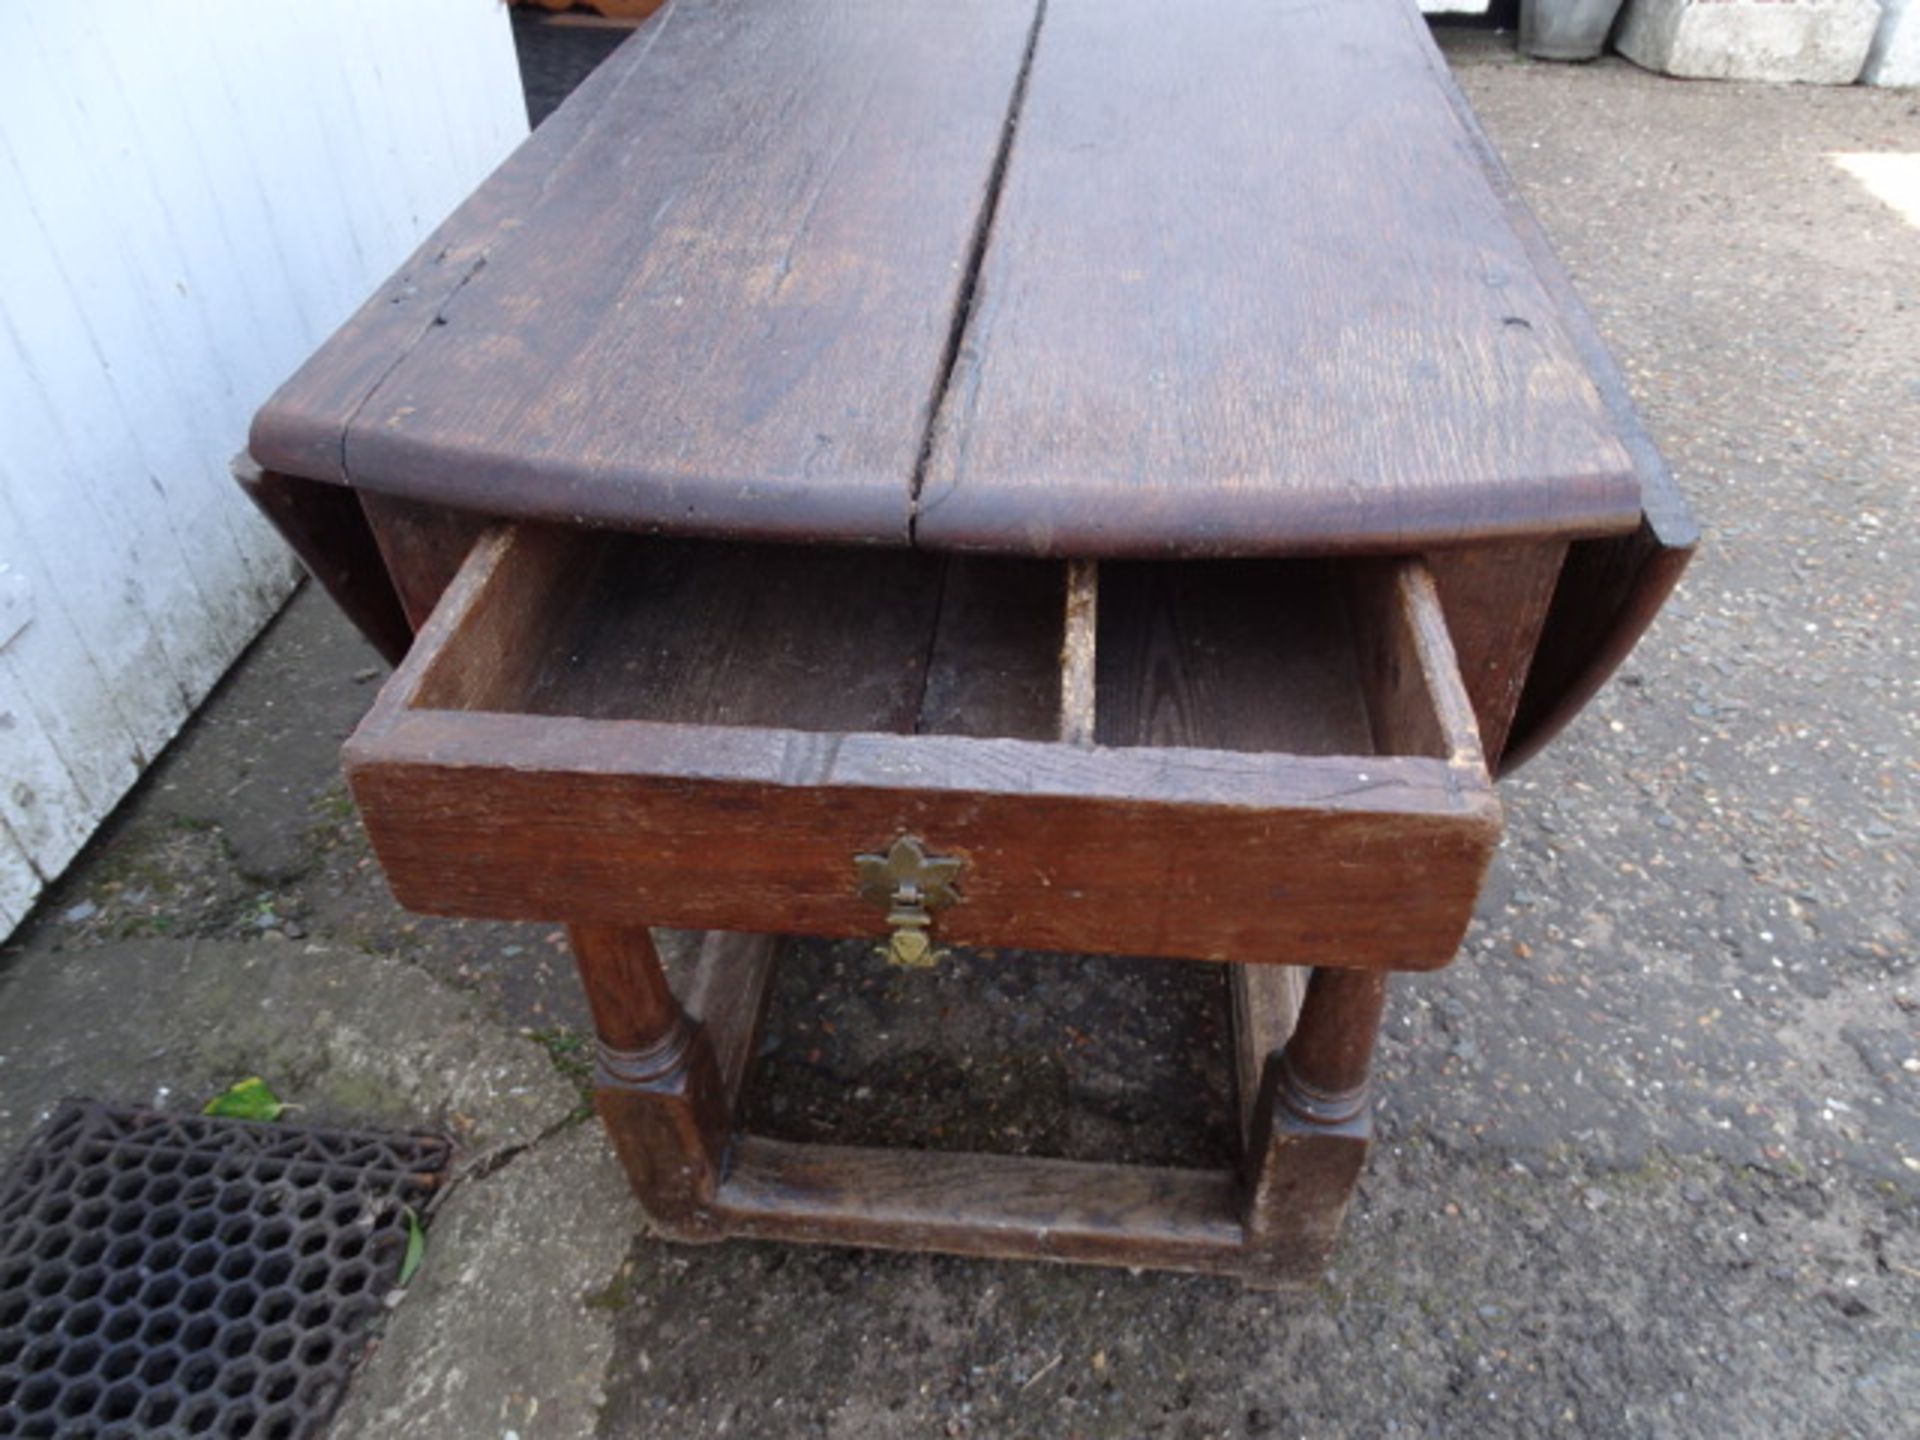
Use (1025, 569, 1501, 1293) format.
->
(251, 0, 1647, 558)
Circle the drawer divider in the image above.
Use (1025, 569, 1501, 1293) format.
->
(1059, 558, 1099, 746)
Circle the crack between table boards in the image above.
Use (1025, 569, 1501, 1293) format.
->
(905, 0, 1049, 547)
(334, 253, 491, 485)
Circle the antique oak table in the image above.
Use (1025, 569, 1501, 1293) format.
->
(239, 0, 1694, 1285)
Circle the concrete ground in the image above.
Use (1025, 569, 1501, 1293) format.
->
(3, 20, 1917, 1440)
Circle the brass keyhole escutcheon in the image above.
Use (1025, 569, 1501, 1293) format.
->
(854, 835, 960, 969)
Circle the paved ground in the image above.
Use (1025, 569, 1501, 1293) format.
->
(2, 20, 1915, 1440)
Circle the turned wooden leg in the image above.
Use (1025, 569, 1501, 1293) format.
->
(567, 924, 729, 1239)
(1240, 965, 1388, 1286)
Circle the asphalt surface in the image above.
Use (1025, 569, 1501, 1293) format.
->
(0, 17, 1913, 1440)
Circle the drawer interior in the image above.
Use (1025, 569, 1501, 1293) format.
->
(406, 526, 1463, 763)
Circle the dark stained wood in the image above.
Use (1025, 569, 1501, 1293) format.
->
(1229, 963, 1307, 1141)
(915, 0, 1641, 557)
(1093, 561, 1376, 756)
(522, 537, 945, 734)
(1428, 540, 1567, 767)
(232, 460, 411, 664)
(568, 921, 683, 1052)
(915, 556, 1064, 742)
(677, 929, 782, 1112)
(240, 0, 1698, 1289)
(565, 926, 1368, 1286)
(567, 923, 729, 1236)
(1239, 1089, 1372, 1288)
(404, 525, 581, 715)
(351, 717, 1498, 970)
(1347, 559, 1487, 766)
(245, 17, 648, 486)
(348, 526, 1498, 969)
(714, 1136, 1247, 1275)
(1433, 54, 1698, 770)
(358, 492, 489, 633)
(1505, 525, 1692, 772)
(1276, 967, 1391, 1112)
(251, 0, 1042, 546)
(1240, 966, 1391, 1284)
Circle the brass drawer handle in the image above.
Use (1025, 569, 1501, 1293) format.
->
(854, 835, 960, 969)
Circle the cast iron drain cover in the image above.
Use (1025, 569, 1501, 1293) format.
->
(0, 1099, 450, 1439)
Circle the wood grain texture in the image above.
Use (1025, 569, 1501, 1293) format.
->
(1504, 528, 1692, 771)
(1058, 560, 1099, 746)
(677, 929, 782, 1112)
(915, 555, 1064, 742)
(522, 537, 947, 734)
(349, 716, 1498, 969)
(358, 492, 489, 633)
(1349, 560, 1484, 765)
(577, 931, 1360, 1284)
(1230, 963, 1307, 1141)
(1238, 966, 1389, 1284)
(1427, 540, 1566, 767)
(917, 0, 1641, 557)
(251, 0, 1041, 546)
(1431, 53, 1698, 770)
(350, 532, 1498, 966)
(235, 462, 412, 664)
(569, 923, 730, 1235)
(1276, 967, 1391, 1115)
(715, 1137, 1246, 1274)
(403, 525, 578, 716)
(349, 526, 1499, 969)
(568, 921, 687, 1053)
(1092, 561, 1375, 756)
(1239, 1082, 1371, 1286)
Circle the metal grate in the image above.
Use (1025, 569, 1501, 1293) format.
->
(0, 1099, 449, 1440)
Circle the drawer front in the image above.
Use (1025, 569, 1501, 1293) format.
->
(349, 719, 1497, 970)
(344, 524, 1502, 972)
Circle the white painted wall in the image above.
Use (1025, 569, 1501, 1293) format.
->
(0, 0, 529, 935)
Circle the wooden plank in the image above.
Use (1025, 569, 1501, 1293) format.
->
(1346, 560, 1492, 766)
(236, 462, 413, 665)
(352, 529, 1499, 969)
(1427, 540, 1566, 767)
(522, 536, 946, 735)
(677, 930, 782, 1112)
(1058, 560, 1098, 746)
(253, 0, 1042, 547)
(402, 526, 582, 715)
(1238, 966, 1388, 1283)
(915, 555, 1065, 742)
(917, 0, 1640, 557)
(358, 492, 489, 634)
(347, 712, 1498, 970)
(1431, 55, 1698, 771)
(1229, 964, 1308, 1141)
(716, 1136, 1246, 1273)
(1093, 560, 1376, 757)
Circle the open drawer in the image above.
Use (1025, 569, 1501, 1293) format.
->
(345, 525, 1501, 971)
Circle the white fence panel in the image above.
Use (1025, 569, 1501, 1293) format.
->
(0, 0, 529, 934)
